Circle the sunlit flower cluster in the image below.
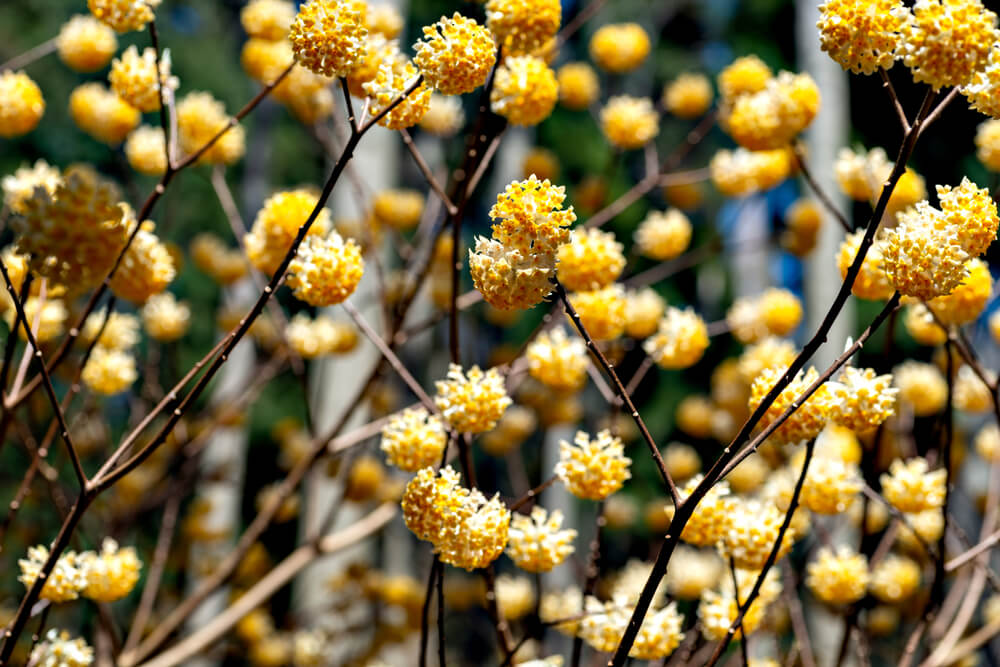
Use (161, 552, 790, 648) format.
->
(88, 0, 161, 33)
(898, 0, 999, 90)
(109, 45, 178, 112)
(288, 0, 367, 77)
(413, 13, 496, 95)
(589, 23, 650, 73)
(286, 232, 364, 306)
(567, 285, 627, 341)
(245, 188, 331, 275)
(710, 147, 794, 197)
(556, 430, 631, 500)
(30, 630, 94, 667)
(486, 0, 561, 55)
(723, 70, 821, 150)
(506, 506, 577, 572)
(806, 546, 870, 605)
(434, 364, 511, 433)
(557, 62, 600, 110)
(69, 82, 139, 145)
(526, 327, 588, 392)
(643, 307, 709, 370)
(380, 407, 447, 472)
(817, 0, 907, 75)
(491, 56, 559, 127)
(557, 228, 625, 291)
(57, 14, 117, 72)
(600, 96, 660, 150)
(634, 209, 693, 261)
(176, 92, 246, 165)
(880, 457, 947, 513)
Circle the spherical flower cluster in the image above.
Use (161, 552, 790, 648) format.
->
(286, 232, 364, 307)
(736, 337, 792, 385)
(284, 314, 357, 358)
(82, 346, 138, 395)
(69, 82, 140, 145)
(490, 56, 559, 127)
(557, 228, 625, 291)
(109, 45, 178, 112)
(954, 365, 994, 413)
(748, 366, 837, 445)
(413, 13, 496, 96)
(470, 176, 575, 310)
(894, 361, 948, 416)
(81, 311, 140, 351)
(125, 126, 168, 175)
(245, 189, 331, 275)
(977, 119, 1000, 170)
(723, 71, 821, 150)
(869, 554, 921, 603)
(698, 587, 769, 640)
(176, 92, 246, 165)
(799, 456, 862, 514)
(486, 0, 561, 55)
(288, 0, 367, 77)
(927, 258, 992, 326)
(665, 546, 722, 600)
(881, 201, 970, 300)
(782, 198, 823, 256)
(241, 36, 294, 84)
(401, 466, 511, 570)
(363, 51, 432, 130)
(373, 189, 424, 231)
(241, 0, 295, 40)
(5, 297, 68, 343)
(567, 285, 627, 341)
(976, 423, 1000, 461)
(898, 0, 999, 90)
(963, 45, 1000, 118)
(579, 595, 631, 653)
(88, 0, 160, 33)
(718, 55, 772, 101)
(142, 292, 190, 342)
(30, 630, 94, 667)
(589, 23, 650, 73)
(600, 96, 660, 150)
(495, 574, 536, 620)
(526, 327, 588, 392)
(880, 457, 946, 513)
(937, 177, 999, 258)
(0, 71, 44, 138)
(434, 364, 511, 433)
(109, 219, 175, 304)
(556, 430, 631, 500)
(78, 538, 141, 602)
(346, 33, 397, 95)
(817, 0, 907, 75)
(643, 307, 709, 370)
(635, 209, 693, 261)
(904, 304, 947, 345)
(630, 602, 686, 660)
(13, 165, 127, 289)
(829, 366, 898, 432)
(506, 506, 577, 572)
(2, 160, 62, 215)
(759, 288, 803, 336)
(625, 288, 666, 339)
(379, 407, 447, 472)
(19, 546, 86, 603)
(419, 94, 465, 136)
(837, 229, 894, 301)
(806, 546, 870, 605)
(557, 62, 600, 110)
(710, 147, 794, 197)
(663, 73, 713, 118)
(720, 498, 796, 569)
(57, 14, 117, 72)
(678, 477, 733, 546)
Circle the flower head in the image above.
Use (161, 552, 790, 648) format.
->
(663, 73, 713, 118)
(380, 407, 447, 472)
(806, 546, 870, 605)
(57, 14, 117, 72)
(0, 70, 44, 138)
(782, 199, 824, 256)
(710, 147, 793, 197)
(79, 538, 141, 602)
(373, 189, 424, 230)
(142, 292, 190, 342)
(829, 366, 898, 432)
(82, 346, 138, 395)
(625, 287, 666, 339)
(289, 0, 367, 77)
(2, 160, 62, 215)
(30, 630, 94, 667)
(976, 119, 1000, 170)
(894, 361, 948, 415)
(898, 0, 998, 90)
(635, 209, 692, 261)
(643, 307, 709, 369)
(363, 50, 432, 130)
(557, 62, 600, 110)
(287, 232, 364, 306)
(526, 327, 588, 392)
(109, 45, 178, 112)
(245, 188, 331, 275)
(413, 13, 496, 95)
(724, 71, 820, 150)
(881, 201, 970, 300)
(936, 177, 999, 257)
(880, 457, 947, 513)
(678, 477, 733, 547)
(19, 546, 86, 603)
(125, 126, 167, 176)
(718, 55, 773, 101)
(88, 0, 161, 33)
(837, 229, 894, 301)
(799, 455, 862, 514)
(556, 430, 631, 500)
(589, 23, 650, 73)
(719, 497, 796, 569)
(109, 217, 175, 304)
(506, 506, 577, 572)
(241, 0, 295, 40)
(490, 56, 559, 126)
(81, 311, 140, 350)
(70, 82, 140, 145)
(434, 364, 511, 433)
(176, 92, 245, 165)
(486, 0, 561, 55)
(870, 554, 921, 602)
(420, 93, 465, 135)
(557, 228, 625, 291)
(567, 285, 627, 341)
(748, 366, 838, 445)
(817, 0, 907, 74)
(600, 96, 659, 150)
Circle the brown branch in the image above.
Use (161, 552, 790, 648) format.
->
(0, 37, 57, 72)
(400, 129, 457, 216)
(792, 143, 851, 233)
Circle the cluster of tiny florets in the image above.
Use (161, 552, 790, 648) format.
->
(176, 92, 246, 165)
(557, 62, 600, 110)
(643, 307, 709, 370)
(506, 506, 577, 572)
(817, 0, 907, 75)
(88, 0, 161, 33)
(286, 232, 364, 307)
(710, 147, 794, 197)
(434, 364, 511, 433)
(894, 361, 948, 416)
(828, 366, 898, 432)
(663, 73, 713, 118)
(722, 70, 820, 150)
(719, 497, 796, 569)
(557, 228, 625, 291)
(526, 327, 588, 392)
(600, 96, 660, 150)
(589, 23, 650, 73)
(748, 366, 838, 444)
(634, 209, 693, 261)
(567, 285, 627, 341)
(491, 56, 559, 127)
(109, 217, 176, 304)
(880, 457, 947, 513)
(363, 49, 432, 130)
(289, 0, 367, 77)
(413, 13, 497, 96)
(485, 0, 561, 55)
(245, 188, 331, 275)
(897, 0, 999, 90)
(142, 292, 190, 342)
(30, 630, 95, 667)
(556, 430, 631, 500)
(380, 407, 447, 472)
(806, 546, 870, 605)
(57, 14, 117, 72)
(69, 82, 140, 145)
(109, 45, 178, 112)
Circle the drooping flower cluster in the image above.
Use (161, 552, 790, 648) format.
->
(726, 288, 803, 344)
(286, 232, 364, 306)
(710, 147, 794, 197)
(82, 346, 138, 395)
(380, 407, 447, 472)
(241, 0, 295, 40)
(894, 361, 948, 416)
(284, 313, 357, 358)
(625, 287, 667, 339)
(663, 73, 713, 118)
(142, 292, 190, 342)
(643, 307, 709, 370)
(748, 366, 838, 445)
(677, 477, 732, 546)
(827, 366, 898, 432)
(470, 176, 575, 310)
(19, 539, 141, 604)
(434, 364, 511, 433)
(401, 466, 510, 570)
(2, 159, 62, 215)
(362, 47, 432, 130)
(506, 506, 577, 572)
(125, 126, 168, 175)
(698, 567, 781, 640)
(869, 554, 921, 603)
(927, 257, 993, 325)
(837, 229, 894, 301)
(556, 430, 631, 500)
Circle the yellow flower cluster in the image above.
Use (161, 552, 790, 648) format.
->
(401, 466, 510, 570)
(837, 229, 894, 301)
(782, 199, 823, 256)
(894, 361, 948, 415)
(109, 45, 178, 112)
(698, 567, 780, 640)
(720, 497, 796, 569)
(526, 327, 588, 391)
(373, 189, 424, 230)
(69, 82, 141, 145)
(491, 56, 559, 127)
(241, 0, 295, 40)
(82, 346, 138, 395)
(177, 92, 246, 165)
(142, 292, 190, 342)
(556, 430, 631, 500)
(579, 595, 631, 653)
(881, 201, 970, 300)
(663, 73, 713, 118)
(748, 366, 837, 444)
(677, 477, 732, 546)
(2, 159, 61, 214)
(495, 574, 536, 620)
(727, 288, 803, 344)
(13, 165, 127, 289)
(898, 0, 998, 90)
(363, 49, 432, 130)
(880, 457, 947, 513)
(18, 546, 87, 603)
(869, 554, 921, 602)
(540, 586, 583, 635)
(643, 307, 709, 370)
(125, 126, 168, 175)
(634, 209, 692, 261)
(817, 0, 907, 75)
(286, 232, 364, 306)
(5, 297, 68, 343)
(79, 538, 142, 602)
(665, 546, 723, 600)
(955, 365, 993, 413)
(109, 218, 176, 304)
(30, 630, 94, 667)
(285, 313, 357, 358)
(434, 364, 511, 433)
(806, 546, 870, 605)
(81, 311, 140, 350)
(625, 287, 666, 339)
(567, 285, 626, 341)
(723, 71, 821, 150)
(937, 177, 1000, 257)
(927, 257, 992, 326)
(828, 366, 898, 432)
(630, 602, 685, 660)
(380, 407, 447, 472)
(470, 176, 575, 310)
(506, 506, 577, 572)
(600, 96, 660, 150)
(710, 147, 794, 197)
(964, 47, 1000, 118)
(904, 303, 947, 346)
(57, 14, 117, 72)
(589, 23, 650, 73)
(413, 13, 496, 96)
(289, 0, 367, 77)
(486, 0, 561, 55)
(976, 423, 1000, 461)
(245, 189, 331, 275)
(799, 455, 862, 514)
(557, 62, 600, 110)
(976, 119, 1000, 170)
(419, 93, 465, 136)
(557, 228, 625, 291)
(88, 0, 161, 33)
